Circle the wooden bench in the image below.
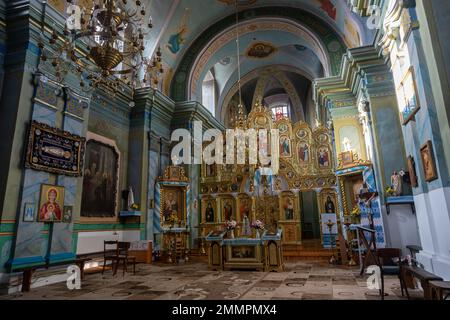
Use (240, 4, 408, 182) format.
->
(401, 265, 443, 300)
(429, 281, 450, 300)
(14, 257, 92, 292)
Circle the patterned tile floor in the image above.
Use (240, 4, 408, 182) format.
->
(0, 260, 425, 300)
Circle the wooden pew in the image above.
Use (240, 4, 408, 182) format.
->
(401, 265, 443, 300)
(14, 257, 92, 292)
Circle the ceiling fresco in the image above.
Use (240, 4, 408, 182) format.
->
(47, 0, 376, 122)
(48, 1, 372, 73)
(151, 0, 371, 70)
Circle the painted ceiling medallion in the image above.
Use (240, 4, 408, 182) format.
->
(217, 0, 258, 6)
(246, 42, 277, 59)
(219, 57, 232, 65)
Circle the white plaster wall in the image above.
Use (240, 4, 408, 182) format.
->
(76, 230, 141, 255)
(415, 187, 450, 280)
(382, 204, 421, 256)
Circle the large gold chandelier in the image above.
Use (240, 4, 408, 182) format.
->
(38, 0, 164, 95)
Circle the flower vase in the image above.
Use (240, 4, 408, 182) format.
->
(230, 229, 235, 239)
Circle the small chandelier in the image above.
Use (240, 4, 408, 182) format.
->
(233, 0, 246, 128)
(38, 0, 163, 95)
(142, 46, 164, 88)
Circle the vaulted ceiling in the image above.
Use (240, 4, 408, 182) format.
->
(142, 0, 376, 121)
(49, 0, 377, 125)
(146, 0, 373, 68)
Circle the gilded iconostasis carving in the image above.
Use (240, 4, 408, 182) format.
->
(200, 103, 337, 244)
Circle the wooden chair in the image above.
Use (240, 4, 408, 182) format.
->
(102, 240, 119, 275)
(375, 248, 405, 300)
(115, 241, 137, 276)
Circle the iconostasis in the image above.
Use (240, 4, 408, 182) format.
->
(199, 104, 337, 245)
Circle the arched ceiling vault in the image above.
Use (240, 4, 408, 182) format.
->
(146, 0, 372, 71)
(188, 17, 330, 102)
(220, 65, 312, 124)
(216, 46, 322, 108)
(169, 5, 352, 102)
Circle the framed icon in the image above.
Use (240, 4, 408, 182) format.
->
(38, 184, 65, 222)
(420, 141, 438, 182)
(23, 203, 36, 222)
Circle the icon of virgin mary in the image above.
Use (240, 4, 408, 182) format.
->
(39, 188, 62, 221)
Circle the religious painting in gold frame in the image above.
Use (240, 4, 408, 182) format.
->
(160, 186, 186, 227)
(237, 193, 252, 237)
(254, 195, 279, 233)
(206, 164, 216, 177)
(168, 166, 183, 180)
(38, 184, 65, 222)
(279, 136, 292, 158)
(279, 191, 297, 221)
(317, 145, 331, 168)
(201, 196, 217, 224)
(296, 128, 309, 140)
(297, 141, 311, 164)
(220, 196, 236, 222)
(275, 118, 292, 135)
(407, 155, 418, 188)
(340, 151, 354, 167)
(317, 189, 338, 214)
(420, 140, 438, 182)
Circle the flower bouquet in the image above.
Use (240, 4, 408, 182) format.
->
(351, 204, 360, 216)
(350, 204, 361, 224)
(251, 220, 265, 230)
(385, 186, 395, 196)
(225, 220, 237, 239)
(225, 220, 237, 230)
(251, 220, 265, 238)
(166, 213, 179, 228)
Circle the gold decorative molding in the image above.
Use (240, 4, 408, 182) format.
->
(158, 165, 189, 183)
(337, 151, 372, 170)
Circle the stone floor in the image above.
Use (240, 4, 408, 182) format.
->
(0, 260, 425, 300)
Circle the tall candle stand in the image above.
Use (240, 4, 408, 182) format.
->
(343, 216, 357, 266)
(326, 219, 337, 264)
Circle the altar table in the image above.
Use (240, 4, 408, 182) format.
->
(205, 229, 284, 272)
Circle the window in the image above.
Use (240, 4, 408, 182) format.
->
(271, 105, 290, 120)
(202, 71, 216, 116)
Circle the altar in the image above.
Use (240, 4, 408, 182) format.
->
(155, 166, 191, 263)
(205, 229, 284, 272)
